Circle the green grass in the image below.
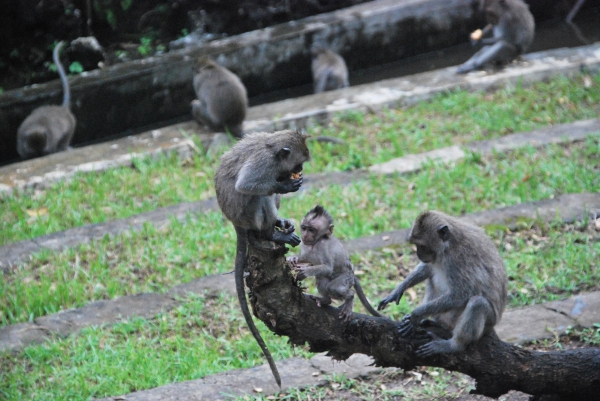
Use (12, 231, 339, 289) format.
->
(1, 74, 600, 401)
(0, 294, 312, 401)
(1, 73, 599, 244)
(2, 137, 599, 325)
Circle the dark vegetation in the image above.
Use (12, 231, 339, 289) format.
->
(0, 0, 370, 91)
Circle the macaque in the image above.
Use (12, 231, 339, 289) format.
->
(457, 0, 535, 74)
(311, 48, 349, 93)
(191, 58, 248, 138)
(214, 129, 310, 386)
(378, 211, 507, 357)
(288, 205, 383, 321)
(17, 41, 76, 159)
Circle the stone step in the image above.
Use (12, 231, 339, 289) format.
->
(2, 119, 598, 268)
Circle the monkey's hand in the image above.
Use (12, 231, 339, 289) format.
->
(275, 218, 295, 234)
(275, 174, 303, 194)
(287, 256, 299, 267)
(377, 289, 404, 311)
(398, 313, 417, 337)
(273, 230, 301, 246)
(294, 264, 312, 281)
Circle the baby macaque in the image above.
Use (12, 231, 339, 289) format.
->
(288, 205, 383, 321)
(457, 0, 535, 74)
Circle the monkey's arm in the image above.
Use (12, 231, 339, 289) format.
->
(295, 263, 334, 281)
(398, 293, 467, 337)
(236, 165, 303, 195)
(377, 262, 431, 311)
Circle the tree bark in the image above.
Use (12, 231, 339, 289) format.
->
(245, 238, 600, 400)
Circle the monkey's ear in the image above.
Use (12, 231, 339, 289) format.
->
(276, 147, 291, 159)
(437, 225, 450, 241)
(329, 224, 334, 234)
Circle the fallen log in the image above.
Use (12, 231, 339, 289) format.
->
(245, 237, 600, 400)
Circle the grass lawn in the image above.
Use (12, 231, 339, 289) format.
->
(0, 73, 599, 400)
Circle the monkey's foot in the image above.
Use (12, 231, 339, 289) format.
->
(415, 338, 455, 357)
(338, 306, 353, 322)
(309, 295, 331, 308)
(398, 314, 416, 337)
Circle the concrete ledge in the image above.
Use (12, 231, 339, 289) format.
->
(2, 44, 599, 193)
(0, 0, 478, 162)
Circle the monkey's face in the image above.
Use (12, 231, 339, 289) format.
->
(300, 216, 331, 246)
(416, 245, 436, 264)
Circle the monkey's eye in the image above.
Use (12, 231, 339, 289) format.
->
(301, 225, 307, 231)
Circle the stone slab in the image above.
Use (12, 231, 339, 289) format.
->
(496, 304, 576, 345)
(35, 293, 178, 337)
(368, 146, 466, 175)
(0, 125, 208, 194)
(0, 322, 51, 352)
(310, 353, 381, 378)
(544, 292, 600, 328)
(466, 118, 600, 155)
(94, 357, 319, 401)
(344, 193, 600, 252)
(0, 198, 218, 267)
(169, 274, 236, 298)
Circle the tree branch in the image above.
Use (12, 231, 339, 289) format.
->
(246, 238, 600, 400)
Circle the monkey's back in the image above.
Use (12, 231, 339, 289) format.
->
(312, 51, 349, 93)
(491, 0, 535, 53)
(300, 236, 352, 277)
(194, 66, 247, 129)
(17, 105, 76, 158)
(444, 219, 508, 324)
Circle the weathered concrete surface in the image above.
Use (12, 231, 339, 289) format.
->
(247, 44, 600, 134)
(0, 198, 219, 268)
(3, 43, 599, 192)
(2, 193, 599, 354)
(0, 322, 52, 352)
(496, 305, 577, 345)
(0, 0, 479, 163)
(544, 292, 600, 329)
(0, 123, 209, 194)
(344, 192, 600, 252)
(95, 358, 320, 401)
(35, 293, 178, 337)
(2, 121, 598, 267)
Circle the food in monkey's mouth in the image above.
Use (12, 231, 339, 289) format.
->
(291, 172, 302, 180)
(471, 29, 483, 40)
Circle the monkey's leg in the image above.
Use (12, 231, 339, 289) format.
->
(416, 295, 494, 357)
(378, 262, 431, 311)
(457, 41, 518, 74)
(328, 274, 355, 321)
(309, 276, 333, 308)
(191, 99, 217, 129)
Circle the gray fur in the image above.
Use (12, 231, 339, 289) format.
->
(378, 210, 507, 356)
(457, 0, 535, 74)
(17, 41, 76, 159)
(191, 58, 248, 138)
(311, 49, 349, 94)
(214, 129, 310, 387)
(289, 205, 383, 321)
